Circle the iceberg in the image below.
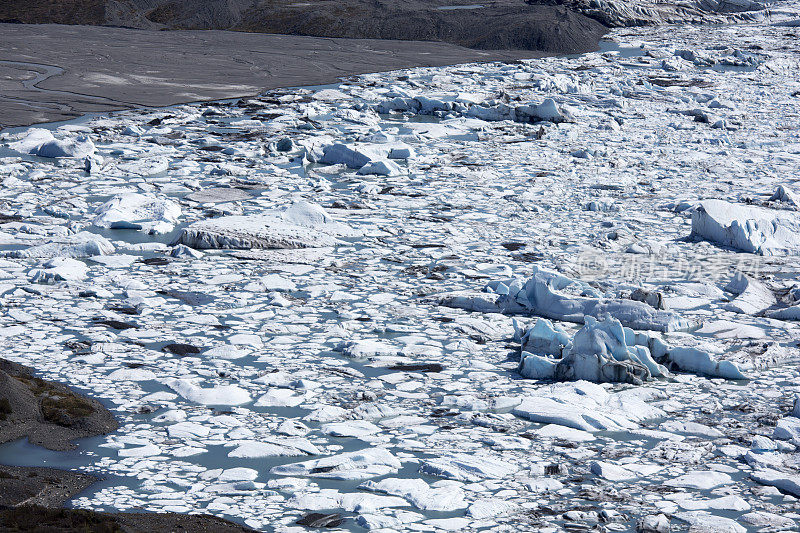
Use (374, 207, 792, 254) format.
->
(7, 232, 114, 259)
(511, 380, 664, 432)
(8, 129, 95, 158)
(691, 199, 800, 255)
(519, 316, 667, 384)
(28, 257, 88, 283)
(270, 448, 401, 480)
(175, 201, 354, 250)
(517, 315, 765, 381)
(440, 266, 693, 332)
(93, 193, 181, 232)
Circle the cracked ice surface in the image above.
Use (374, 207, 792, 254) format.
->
(2, 6, 800, 533)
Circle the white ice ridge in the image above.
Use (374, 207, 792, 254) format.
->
(174, 201, 356, 249)
(439, 266, 694, 332)
(691, 199, 800, 255)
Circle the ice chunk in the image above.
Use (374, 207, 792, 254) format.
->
(175, 202, 352, 250)
(666, 347, 747, 380)
(165, 378, 251, 406)
(8, 128, 55, 153)
(691, 199, 800, 255)
(255, 388, 305, 407)
(723, 273, 775, 314)
(271, 448, 401, 480)
(321, 420, 381, 438)
(467, 499, 518, 519)
(519, 318, 570, 356)
(441, 267, 692, 332)
(665, 470, 732, 490)
(29, 257, 88, 283)
(514, 98, 574, 123)
(358, 159, 402, 176)
(519, 316, 668, 384)
(228, 438, 319, 458)
(360, 477, 467, 511)
(93, 193, 181, 231)
(418, 453, 519, 482)
(512, 381, 664, 431)
(337, 339, 397, 358)
(674, 512, 745, 533)
(769, 185, 800, 208)
(7, 232, 114, 259)
(319, 143, 385, 168)
(9, 129, 95, 158)
(33, 135, 95, 158)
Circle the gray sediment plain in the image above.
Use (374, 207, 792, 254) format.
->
(0, 23, 548, 129)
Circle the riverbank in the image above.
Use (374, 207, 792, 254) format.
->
(0, 22, 557, 130)
(0, 360, 255, 532)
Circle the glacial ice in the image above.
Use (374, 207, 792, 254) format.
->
(723, 272, 775, 315)
(7, 232, 114, 259)
(418, 453, 520, 482)
(8, 129, 95, 158)
(3, 12, 800, 531)
(360, 477, 468, 511)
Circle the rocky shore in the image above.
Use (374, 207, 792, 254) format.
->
(0, 360, 254, 532)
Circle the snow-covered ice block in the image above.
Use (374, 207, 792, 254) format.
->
(358, 159, 402, 176)
(319, 143, 386, 168)
(691, 199, 800, 255)
(751, 469, 800, 497)
(8, 128, 55, 154)
(770, 185, 800, 208)
(519, 316, 668, 384)
(33, 135, 95, 158)
(666, 470, 732, 490)
(674, 511, 745, 533)
(514, 98, 574, 124)
(723, 272, 775, 315)
(8, 128, 95, 158)
(228, 438, 319, 458)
